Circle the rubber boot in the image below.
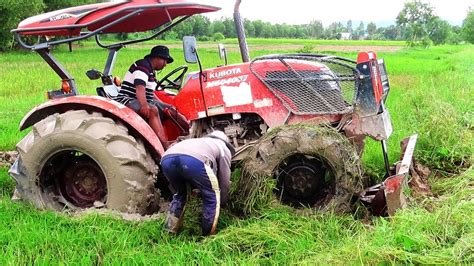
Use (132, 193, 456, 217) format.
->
(164, 208, 185, 234)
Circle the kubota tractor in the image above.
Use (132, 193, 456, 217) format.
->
(9, 0, 417, 216)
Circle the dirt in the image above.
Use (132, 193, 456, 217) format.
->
(408, 160, 433, 196)
(74, 197, 170, 221)
(0, 151, 17, 167)
(73, 207, 164, 221)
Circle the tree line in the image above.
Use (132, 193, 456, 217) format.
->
(1, 0, 473, 51)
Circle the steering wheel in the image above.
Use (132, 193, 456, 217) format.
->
(157, 65, 188, 90)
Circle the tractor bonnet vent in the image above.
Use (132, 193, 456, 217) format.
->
(250, 54, 359, 115)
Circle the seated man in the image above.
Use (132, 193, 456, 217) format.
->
(114, 45, 175, 148)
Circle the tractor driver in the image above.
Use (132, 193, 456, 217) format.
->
(114, 45, 175, 148)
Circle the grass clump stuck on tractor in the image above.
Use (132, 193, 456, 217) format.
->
(231, 124, 364, 216)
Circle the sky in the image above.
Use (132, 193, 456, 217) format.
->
(199, 0, 473, 27)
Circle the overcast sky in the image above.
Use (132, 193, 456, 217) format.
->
(199, 0, 473, 27)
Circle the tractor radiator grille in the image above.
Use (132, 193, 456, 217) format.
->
(250, 54, 359, 115)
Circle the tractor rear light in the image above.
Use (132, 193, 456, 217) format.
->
(371, 64, 383, 103)
(113, 76, 121, 87)
(61, 80, 71, 93)
(357, 52, 384, 104)
(355, 52, 391, 117)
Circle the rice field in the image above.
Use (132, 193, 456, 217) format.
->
(0, 39, 472, 264)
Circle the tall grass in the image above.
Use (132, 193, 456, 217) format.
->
(0, 167, 472, 264)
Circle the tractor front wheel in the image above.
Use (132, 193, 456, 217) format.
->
(9, 110, 160, 214)
(239, 125, 364, 214)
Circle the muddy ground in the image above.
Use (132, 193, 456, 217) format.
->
(0, 151, 17, 168)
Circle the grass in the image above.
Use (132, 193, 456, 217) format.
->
(0, 40, 473, 263)
(0, 167, 472, 264)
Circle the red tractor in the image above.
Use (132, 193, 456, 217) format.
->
(9, 0, 416, 216)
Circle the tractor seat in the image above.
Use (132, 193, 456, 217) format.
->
(96, 85, 119, 99)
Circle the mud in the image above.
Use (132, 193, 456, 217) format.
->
(408, 160, 433, 196)
(72, 197, 170, 221)
(10, 110, 160, 215)
(0, 151, 17, 167)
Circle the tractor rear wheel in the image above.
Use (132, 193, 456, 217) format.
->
(9, 110, 160, 215)
(241, 125, 364, 213)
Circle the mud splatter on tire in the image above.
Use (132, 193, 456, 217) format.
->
(233, 124, 365, 215)
(9, 110, 160, 215)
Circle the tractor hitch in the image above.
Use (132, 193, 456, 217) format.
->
(360, 134, 418, 216)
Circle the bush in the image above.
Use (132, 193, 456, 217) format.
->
(198, 36, 210, 42)
(446, 32, 463, 45)
(0, 0, 44, 51)
(212, 32, 225, 42)
(296, 44, 314, 53)
(163, 30, 178, 41)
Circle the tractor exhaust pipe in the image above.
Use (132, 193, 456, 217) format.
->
(234, 0, 250, 62)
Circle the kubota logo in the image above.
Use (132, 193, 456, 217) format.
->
(49, 13, 74, 22)
(209, 68, 242, 79)
(206, 75, 248, 88)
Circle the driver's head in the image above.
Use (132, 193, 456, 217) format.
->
(145, 45, 174, 70)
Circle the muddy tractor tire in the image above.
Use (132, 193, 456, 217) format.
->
(9, 110, 160, 215)
(241, 125, 364, 213)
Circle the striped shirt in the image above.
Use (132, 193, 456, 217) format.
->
(114, 58, 157, 105)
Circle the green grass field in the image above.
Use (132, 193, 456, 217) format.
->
(0, 39, 473, 264)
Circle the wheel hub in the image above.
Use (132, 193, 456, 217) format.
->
(276, 154, 334, 207)
(282, 163, 323, 199)
(61, 160, 107, 207)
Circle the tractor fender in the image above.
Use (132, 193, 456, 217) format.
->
(19, 96, 165, 158)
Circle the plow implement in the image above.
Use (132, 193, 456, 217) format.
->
(361, 134, 418, 216)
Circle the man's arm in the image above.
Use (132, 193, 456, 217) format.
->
(136, 84, 150, 118)
(217, 148, 232, 206)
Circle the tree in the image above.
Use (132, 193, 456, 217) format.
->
(294, 26, 308, 39)
(308, 20, 324, 39)
(325, 22, 345, 39)
(172, 21, 193, 39)
(189, 15, 211, 37)
(462, 9, 474, 44)
(243, 19, 255, 37)
(396, 0, 436, 46)
(43, 0, 102, 12)
(383, 25, 402, 40)
(211, 20, 225, 36)
(346, 20, 353, 33)
(252, 20, 265, 37)
(447, 25, 463, 44)
(353, 21, 365, 40)
(428, 17, 451, 45)
(366, 22, 377, 39)
(222, 18, 237, 38)
(0, 0, 44, 51)
(261, 23, 275, 38)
